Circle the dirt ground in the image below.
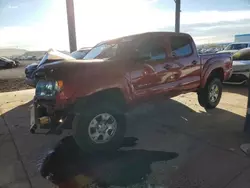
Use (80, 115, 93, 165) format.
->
(0, 85, 249, 188)
(0, 78, 32, 92)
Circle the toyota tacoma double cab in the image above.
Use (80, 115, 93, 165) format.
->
(30, 32, 232, 152)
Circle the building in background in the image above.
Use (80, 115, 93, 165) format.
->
(235, 34, 250, 42)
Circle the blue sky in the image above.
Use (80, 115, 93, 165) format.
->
(0, 0, 250, 50)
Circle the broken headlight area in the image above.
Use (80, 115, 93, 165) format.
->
(35, 80, 63, 98)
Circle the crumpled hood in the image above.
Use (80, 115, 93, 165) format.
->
(40, 58, 107, 69)
(36, 57, 110, 81)
(37, 49, 74, 68)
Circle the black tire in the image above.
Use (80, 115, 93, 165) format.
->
(72, 102, 126, 152)
(198, 78, 222, 109)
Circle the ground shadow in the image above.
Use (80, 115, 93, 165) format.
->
(39, 136, 178, 188)
(1, 87, 250, 188)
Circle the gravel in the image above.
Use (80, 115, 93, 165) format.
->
(0, 78, 32, 92)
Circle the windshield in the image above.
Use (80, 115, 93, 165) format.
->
(225, 43, 248, 50)
(83, 37, 141, 60)
(83, 43, 118, 60)
(71, 50, 89, 59)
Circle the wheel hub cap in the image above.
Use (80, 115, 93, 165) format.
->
(209, 84, 219, 103)
(88, 113, 117, 144)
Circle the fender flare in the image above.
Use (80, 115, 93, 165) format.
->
(72, 87, 128, 113)
(201, 58, 226, 88)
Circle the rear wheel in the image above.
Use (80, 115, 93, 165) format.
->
(198, 78, 222, 109)
(72, 102, 126, 152)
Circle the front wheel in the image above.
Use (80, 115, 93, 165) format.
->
(198, 78, 222, 109)
(72, 103, 126, 152)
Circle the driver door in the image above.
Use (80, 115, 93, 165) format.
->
(129, 35, 174, 102)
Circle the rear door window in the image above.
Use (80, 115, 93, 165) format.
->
(170, 36, 193, 57)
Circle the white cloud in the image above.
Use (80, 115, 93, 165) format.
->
(181, 10, 250, 25)
(1, 0, 250, 50)
(8, 5, 18, 9)
(0, 25, 69, 50)
(74, 0, 174, 47)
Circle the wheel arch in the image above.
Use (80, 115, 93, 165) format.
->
(209, 68, 224, 81)
(201, 67, 224, 88)
(73, 88, 128, 113)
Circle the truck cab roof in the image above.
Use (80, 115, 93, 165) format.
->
(98, 32, 192, 45)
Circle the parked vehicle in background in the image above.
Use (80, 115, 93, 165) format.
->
(25, 49, 74, 87)
(217, 42, 250, 55)
(225, 48, 250, 84)
(0, 56, 20, 68)
(30, 32, 233, 152)
(71, 47, 91, 59)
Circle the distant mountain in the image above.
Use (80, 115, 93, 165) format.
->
(22, 51, 46, 58)
(0, 48, 70, 59)
(0, 48, 27, 57)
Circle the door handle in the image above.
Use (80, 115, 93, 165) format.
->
(192, 60, 198, 65)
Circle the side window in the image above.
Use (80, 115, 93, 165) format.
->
(137, 37, 166, 61)
(170, 36, 192, 57)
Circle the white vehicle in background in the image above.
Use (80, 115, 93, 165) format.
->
(225, 48, 250, 85)
(217, 42, 250, 55)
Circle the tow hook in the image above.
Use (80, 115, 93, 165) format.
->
(39, 116, 51, 125)
(29, 116, 51, 134)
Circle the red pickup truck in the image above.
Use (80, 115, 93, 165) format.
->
(30, 32, 232, 152)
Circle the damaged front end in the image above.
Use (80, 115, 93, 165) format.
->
(30, 80, 73, 135)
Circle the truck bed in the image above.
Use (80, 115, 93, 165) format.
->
(200, 52, 232, 66)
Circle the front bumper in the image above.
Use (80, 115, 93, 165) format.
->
(29, 98, 73, 135)
(224, 60, 250, 84)
(224, 71, 249, 84)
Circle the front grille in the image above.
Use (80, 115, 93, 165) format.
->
(227, 74, 248, 83)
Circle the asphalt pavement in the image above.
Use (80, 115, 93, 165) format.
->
(0, 60, 36, 79)
(0, 60, 35, 92)
(0, 86, 250, 188)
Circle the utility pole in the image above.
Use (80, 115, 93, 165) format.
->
(175, 0, 181, 33)
(66, 0, 77, 52)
